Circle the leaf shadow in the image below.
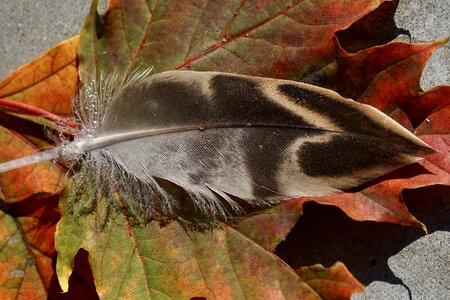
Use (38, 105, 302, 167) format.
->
(275, 185, 449, 285)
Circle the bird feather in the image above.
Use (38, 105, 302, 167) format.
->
(0, 70, 435, 218)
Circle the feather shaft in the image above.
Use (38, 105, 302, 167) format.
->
(0, 148, 60, 172)
(0, 123, 343, 173)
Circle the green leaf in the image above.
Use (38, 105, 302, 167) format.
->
(55, 185, 320, 299)
(79, 0, 389, 80)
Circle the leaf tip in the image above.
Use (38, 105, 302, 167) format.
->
(436, 37, 449, 47)
(57, 263, 73, 293)
(420, 222, 428, 235)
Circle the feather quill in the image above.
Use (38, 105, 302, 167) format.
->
(0, 70, 435, 218)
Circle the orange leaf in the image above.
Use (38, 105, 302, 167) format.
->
(402, 86, 450, 128)
(0, 197, 59, 298)
(0, 36, 79, 117)
(299, 38, 449, 228)
(297, 262, 364, 300)
(302, 164, 444, 230)
(415, 105, 450, 180)
(356, 40, 448, 113)
(241, 39, 449, 251)
(320, 39, 447, 105)
(0, 125, 65, 203)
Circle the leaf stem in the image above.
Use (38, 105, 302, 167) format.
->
(0, 97, 78, 129)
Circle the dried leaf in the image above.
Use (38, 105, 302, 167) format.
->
(313, 39, 447, 103)
(0, 197, 60, 299)
(298, 38, 449, 229)
(79, 0, 389, 79)
(0, 37, 82, 300)
(236, 200, 304, 252)
(0, 36, 78, 117)
(0, 1, 446, 299)
(237, 38, 449, 250)
(55, 187, 320, 299)
(0, 125, 65, 203)
(402, 86, 450, 128)
(53, 1, 447, 296)
(297, 262, 364, 300)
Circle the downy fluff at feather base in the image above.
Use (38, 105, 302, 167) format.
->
(0, 69, 435, 219)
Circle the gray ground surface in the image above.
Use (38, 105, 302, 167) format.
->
(0, 0, 448, 298)
(0, 1, 90, 78)
(395, 0, 450, 90)
(353, 232, 450, 299)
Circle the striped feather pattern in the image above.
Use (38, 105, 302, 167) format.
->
(0, 70, 434, 218)
(95, 71, 433, 216)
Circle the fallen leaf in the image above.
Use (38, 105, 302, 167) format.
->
(0, 37, 84, 300)
(0, 36, 78, 117)
(235, 200, 304, 252)
(0, 196, 60, 299)
(79, 0, 390, 80)
(297, 262, 364, 300)
(54, 1, 448, 296)
(299, 38, 449, 229)
(0, 125, 65, 203)
(55, 187, 320, 299)
(0, 36, 79, 205)
(235, 41, 448, 258)
(314, 39, 447, 104)
(236, 42, 448, 250)
(335, 0, 408, 52)
(1, 0, 446, 299)
(356, 41, 448, 113)
(401, 86, 450, 128)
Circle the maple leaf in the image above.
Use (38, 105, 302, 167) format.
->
(0, 0, 447, 299)
(0, 37, 96, 299)
(0, 36, 78, 121)
(0, 196, 59, 299)
(304, 38, 449, 229)
(58, 0, 399, 297)
(297, 262, 364, 300)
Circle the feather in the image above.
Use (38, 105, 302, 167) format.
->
(0, 70, 435, 218)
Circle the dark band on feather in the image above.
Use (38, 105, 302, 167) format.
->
(278, 84, 428, 152)
(278, 84, 433, 176)
(210, 75, 313, 198)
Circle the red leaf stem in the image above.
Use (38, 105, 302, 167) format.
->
(0, 98, 78, 129)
